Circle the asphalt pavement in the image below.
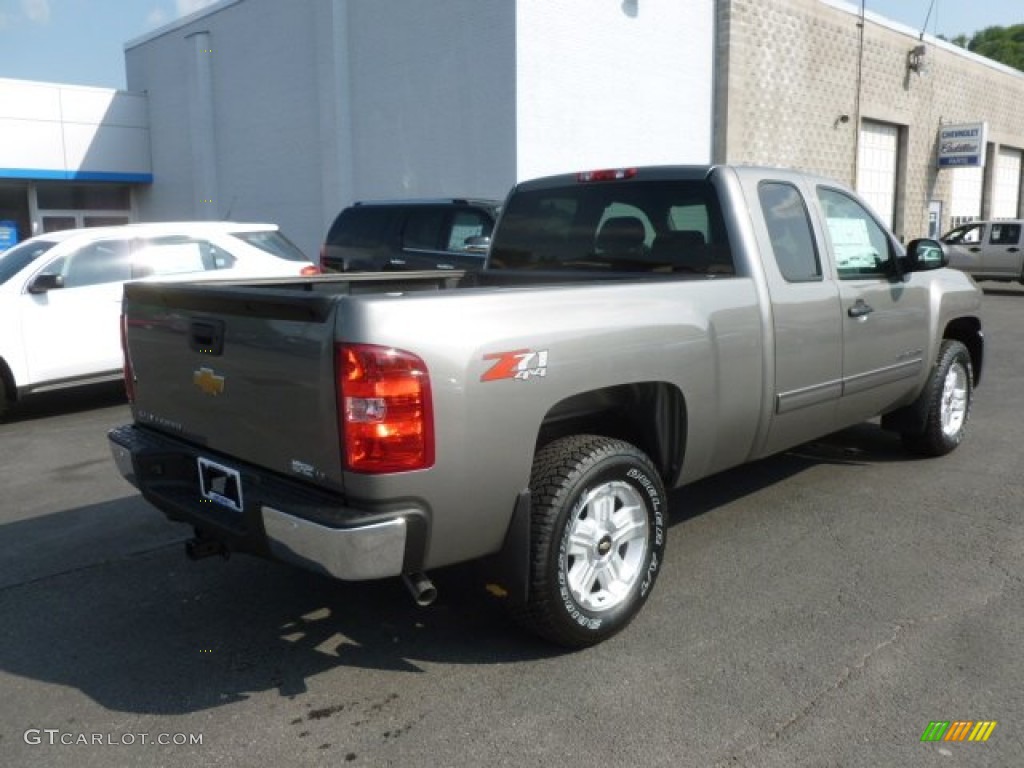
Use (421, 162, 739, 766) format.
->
(1, 286, 1021, 768)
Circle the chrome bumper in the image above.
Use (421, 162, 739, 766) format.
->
(262, 507, 406, 580)
(108, 424, 417, 582)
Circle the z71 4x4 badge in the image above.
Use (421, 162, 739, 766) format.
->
(481, 349, 549, 382)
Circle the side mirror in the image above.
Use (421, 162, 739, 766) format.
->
(463, 235, 491, 254)
(28, 273, 65, 294)
(905, 238, 947, 272)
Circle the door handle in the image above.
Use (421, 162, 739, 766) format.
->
(968, 247, 981, 252)
(1008, 247, 1020, 253)
(848, 299, 874, 318)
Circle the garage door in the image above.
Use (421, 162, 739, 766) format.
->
(856, 120, 898, 229)
(950, 165, 984, 228)
(992, 147, 1022, 219)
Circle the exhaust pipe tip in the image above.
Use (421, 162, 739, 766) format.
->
(402, 572, 437, 607)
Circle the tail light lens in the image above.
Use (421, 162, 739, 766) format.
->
(120, 314, 136, 403)
(337, 343, 434, 473)
(300, 264, 322, 276)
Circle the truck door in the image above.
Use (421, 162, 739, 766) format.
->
(754, 180, 843, 455)
(22, 238, 130, 383)
(981, 221, 1023, 278)
(815, 186, 929, 425)
(942, 221, 986, 276)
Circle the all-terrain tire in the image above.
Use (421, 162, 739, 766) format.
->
(901, 340, 973, 457)
(513, 435, 668, 648)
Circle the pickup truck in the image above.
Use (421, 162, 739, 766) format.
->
(943, 218, 1024, 283)
(109, 165, 984, 648)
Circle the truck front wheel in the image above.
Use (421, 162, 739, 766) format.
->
(902, 340, 973, 457)
(515, 435, 667, 648)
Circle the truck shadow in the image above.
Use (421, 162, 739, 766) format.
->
(669, 422, 910, 524)
(0, 423, 910, 716)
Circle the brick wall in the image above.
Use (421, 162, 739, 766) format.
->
(717, 0, 1024, 239)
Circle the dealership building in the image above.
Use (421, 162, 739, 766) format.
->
(1, 0, 1022, 255)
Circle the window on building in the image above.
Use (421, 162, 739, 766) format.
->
(36, 184, 131, 211)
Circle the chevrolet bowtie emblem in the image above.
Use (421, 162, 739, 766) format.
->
(193, 367, 225, 396)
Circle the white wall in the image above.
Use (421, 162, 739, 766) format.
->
(126, 0, 326, 256)
(515, 0, 715, 180)
(0, 79, 150, 181)
(123, 0, 714, 256)
(126, 0, 516, 258)
(345, 0, 516, 202)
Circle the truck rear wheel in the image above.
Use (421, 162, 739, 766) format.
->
(515, 435, 667, 648)
(902, 340, 973, 457)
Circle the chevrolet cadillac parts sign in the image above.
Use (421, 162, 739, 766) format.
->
(937, 122, 988, 168)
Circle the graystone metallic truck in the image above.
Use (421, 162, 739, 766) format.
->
(109, 165, 984, 648)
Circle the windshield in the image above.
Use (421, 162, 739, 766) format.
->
(232, 230, 309, 262)
(0, 239, 58, 285)
(488, 179, 733, 274)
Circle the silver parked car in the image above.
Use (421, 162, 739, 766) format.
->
(942, 219, 1024, 283)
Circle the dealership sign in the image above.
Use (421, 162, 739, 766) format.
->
(937, 122, 987, 168)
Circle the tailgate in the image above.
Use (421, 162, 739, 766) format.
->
(123, 281, 346, 491)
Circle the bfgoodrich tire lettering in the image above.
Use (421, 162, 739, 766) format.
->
(515, 435, 667, 648)
(902, 340, 973, 457)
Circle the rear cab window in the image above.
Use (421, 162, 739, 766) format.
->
(758, 182, 822, 282)
(489, 177, 733, 274)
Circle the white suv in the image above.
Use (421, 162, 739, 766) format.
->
(0, 221, 318, 417)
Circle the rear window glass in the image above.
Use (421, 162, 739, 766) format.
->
(325, 207, 393, 247)
(489, 179, 733, 274)
(0, 239, 58, 285)
(402, 209, 446, 250)
(232, 230, 309, 262)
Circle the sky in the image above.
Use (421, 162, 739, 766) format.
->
(0, 0, 1022, 91)
(0, 0, 219, 88)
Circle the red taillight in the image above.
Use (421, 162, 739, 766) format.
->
(577, 168, 638, 182)
(120, 314, 136, 403)
(337, 343, 434, 473)
(300, 264, 322, 276)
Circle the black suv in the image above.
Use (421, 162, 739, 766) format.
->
(320, 198, 500, 272)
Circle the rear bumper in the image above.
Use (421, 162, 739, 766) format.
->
(108, 424, 427, 581)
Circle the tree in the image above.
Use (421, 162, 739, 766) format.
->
(965, 24, 1024, 71)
